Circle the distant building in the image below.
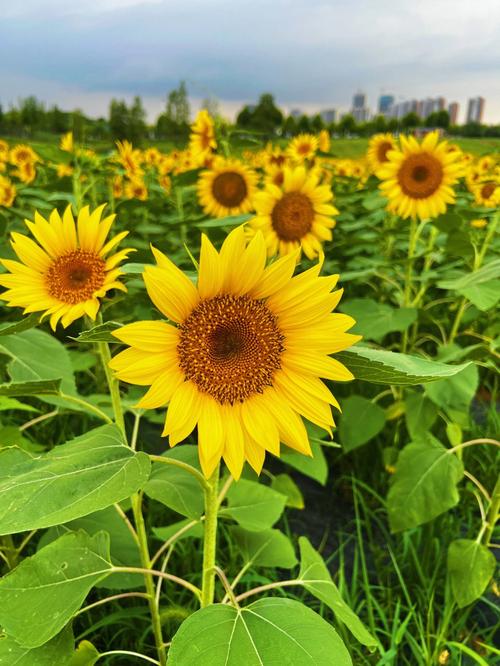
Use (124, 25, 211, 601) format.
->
(448, 102, 459, 125)
(378, 95, 394, 115)
(290, 109, 302, 119)
(352, 92, 366, 109)
(351, 91, 370, 122)
(320, 109, 337, 124)
(466, 97, 485, 123)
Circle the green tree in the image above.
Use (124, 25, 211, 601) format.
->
(401, 112, 420, 129)
(166, 81, 190, 125)
(282, 115, 297, 136)
(129, 96, 147, 143)
(338, 114, 356, 135)
(109, 99, 129, 141)
(310, 114, 324, 132)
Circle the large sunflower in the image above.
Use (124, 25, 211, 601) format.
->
(248, 165, 338, 259)
(110, 227, 359, 479)
(367, 133, 397, 175)
(0, 205, 132, 328)
(378, 131, 462, 220)
(197, 158, 257, 218)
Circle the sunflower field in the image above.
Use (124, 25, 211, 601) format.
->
(0, 115, 498, 666)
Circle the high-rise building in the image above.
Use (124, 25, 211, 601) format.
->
(435, 97, 446, 111)
(448, 102, 459, 125)
(351, 91, 369, 122)
(320, 109, 337, 124)
(378, 95, 394, 115)
(466, 97, 485, 123)
(352, 92, 366, 109)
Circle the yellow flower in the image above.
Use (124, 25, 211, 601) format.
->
(112, 175, 124, 199)
(318, 129, 331, 153)
(286, 134, 319, 163)
(9, 144, 40, 167)
(248, 165, 338, 259)
(125, 178, 148, 201)
(473, 179, 500, 207)
(378, 131, 462, 220)
(366, 133, 397, 175)
(470, 218, 488, 229)
(159, 173, 172, 193)
(197, 158, 257, 218)
(110, 227, 359, 479)
(0, 205, 132, 329)
(115, 140, 143, 178)
(14, 162, 37, 184)
(189, 110, 217, 162)
(263, 164, 285, 188)
(0, 176, 16, 207)
(0, 140, 9, 160)
(60, 132, 74, 153)
(143, 147, 162, 167)
(56, 164, 74, 178)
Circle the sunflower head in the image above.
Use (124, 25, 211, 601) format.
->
(60, 132, 74, 153)
(110, 227, 359, 479)
(0, 204, 133, 329)
(378, 131, 463, 220)
(473, 179, 500, 207)
(9, 144, 39, 167)
(189, 110, 217, 162)
(249, 165, 338, 259)
(197, 157, 257, 218)
(367, 133, 397, 175)
(14, 161, 37, 184)
(287, 134, 319, 163)
(0, 176, 16, 207)
(0, 140, 9, 160)
(125, 178, 148, 201)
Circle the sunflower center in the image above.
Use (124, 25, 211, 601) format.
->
(212, 172, 247, 208)
(271, 191, 314, 241)
(398, 153, 443, 199)
(481, 182, 496, 199)
(377, 141, 392, 163)
(46, 250, 106, 304)
(178, 295, 284, 404)
(298, 142, 312, 155)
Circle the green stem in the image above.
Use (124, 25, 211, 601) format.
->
(483, 476, 500, 547)
(96, 338, 126, 437)
(201, 465, 220, 607)
(132, 494, 167, 666)
(448, 298, 468, 344)
(401, 217, 420, 353)
(149, 455, 209, 490)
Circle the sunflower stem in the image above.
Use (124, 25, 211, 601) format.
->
(94, 314, 126, 437)
(483, 475, 500, 547)
(201, 464, 220, 607)
(401, 216, 418, 353)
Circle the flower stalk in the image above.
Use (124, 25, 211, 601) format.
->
(201, 464, 220, 607)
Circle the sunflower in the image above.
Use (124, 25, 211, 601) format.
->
(470, 218, 488, 229)
(9, 144, 39, 167)
(318, 129, 331, 153)
(0, 205, 132, 328)
(377, 131, 463, 220)
(473, 179, 500, 207)
(0, 140, 9, 161)
(189, 110, 217, 162)
(367, 133, 397, 175)
(110, 227, 359, 479)
(286, 134, 319, 163)
(60, 132, 74, 153)
(248, 165, 338, 259)
(0, 176, 16, 207)
(115, 140, 143, 178)
(197, 158, 257, 218)
(56, 164, 74, 179)
(14, 161, 37, 184)
(125, 178, 148, 201)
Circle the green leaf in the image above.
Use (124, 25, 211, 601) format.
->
(0, 396, 38, 412)
(271, 473, 304, 509)
(0, 625, 74, 665)
(222, 479, 287, 531)
(0, 424, 151, 535)
(68, 640, 100, 666)
(71, 321, 122, 343)
(404, 390, 438, 438)
(437, 258, 500, 290)
(144, 445, 204, 519)
(339, 396, 385, 451)
(339, 298, 417, 342)
(431, 212, 463, 232)
(0, 378, 62, 397)
(337, 345, 471, 385)
(167, 598, 353, 666)
(447, 539, 496, 608)
(387, 435, 464, 532)
(229, 526, 298, 568)
(281, 440, 328, 485)
(0, 313, 40, 337)
(425, 364, 479, 413)
(153, 518, 203, 543)
(298, 537, 376, 648)
(0, 531, 112, 648)
(194, 213, 251, 229)
(460, 280, 500, 312)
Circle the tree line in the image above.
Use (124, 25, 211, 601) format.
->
(1, 88, 499, 142)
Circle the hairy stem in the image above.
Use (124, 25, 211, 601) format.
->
(201, 464, 220, 607)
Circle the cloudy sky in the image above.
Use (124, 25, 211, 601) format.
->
(1, 0, 500, 123)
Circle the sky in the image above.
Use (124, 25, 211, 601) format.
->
(1, 0, 500, 123)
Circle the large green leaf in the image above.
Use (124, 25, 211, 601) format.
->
(298, 537, 376, 648)
(167, 598, 352, 665)
(460, 280, 500, 311)
(0, 378, 62, 397)
(281, 440, 328, 485)
(436, 258, 500, 290)
(0, 424, 151, 535)
(338, 395, 385, 451)
(337, 346, 470, 385)
(144, 445, 204, 519)
(447, 539, 496, 608)
(0, 313, 40, 337)
(339, 298, 417, 342)
(229, 526, 297, 568)
(0, 625, 74, 665)
(387, 435, 464, 532)
(404, 390, 438, 439)
(221, 479, 287, 531)
(425, 364, 479, 413)
(0, 531, 112, 648)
